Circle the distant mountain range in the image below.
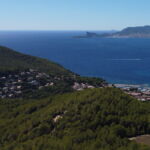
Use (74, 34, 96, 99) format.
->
(75, 26, 150, 38)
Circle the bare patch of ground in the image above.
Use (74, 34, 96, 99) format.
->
(129, 135, 150, 146)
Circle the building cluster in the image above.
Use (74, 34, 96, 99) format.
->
(115, 84, 150, 101)
(125, 89, 150, 101)
(0, 68, 106, 99)
(72, 82, 95, 91)
(0, 69, 54, 99)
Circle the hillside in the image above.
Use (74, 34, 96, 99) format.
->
(0, 46, 149, 150)
(0, 46, 106, 99)
(0, 46, 71, 75)
(118, 26, 150, 36)
(113, 26, 150, 38)
(0, 88, 149, 150)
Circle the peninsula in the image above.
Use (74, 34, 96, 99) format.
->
(75, 25, 150, 38)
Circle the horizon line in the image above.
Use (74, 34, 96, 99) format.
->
(0, 25, 149, 32)
(0, 29, 118, 31)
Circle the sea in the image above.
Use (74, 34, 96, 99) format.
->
(1, 31, 150, 86)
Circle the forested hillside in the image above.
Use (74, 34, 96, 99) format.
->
(0, 88, 149, 150)
(0, 46, 71, 75)
(0, 46, 149, 150)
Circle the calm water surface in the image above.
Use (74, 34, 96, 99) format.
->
(0, 31, 150, 85)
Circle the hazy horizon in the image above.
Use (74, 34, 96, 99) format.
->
(0, 25, 150, 32)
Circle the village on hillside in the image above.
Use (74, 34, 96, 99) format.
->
(1, 68, 150, 101)
(0, 69, 55, 98)
(0, 69, 104, 99)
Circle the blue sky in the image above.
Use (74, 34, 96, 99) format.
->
(0, 0, 150, 30)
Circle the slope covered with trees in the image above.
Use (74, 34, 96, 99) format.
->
(0, 88, 149, 150)
(0, 46, 71, 76)
(0, 46, 149, 150)
(0, 46, 106, 99)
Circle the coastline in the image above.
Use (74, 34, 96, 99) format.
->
(114, 83, 150, 91)
(114, 83, 150, 101)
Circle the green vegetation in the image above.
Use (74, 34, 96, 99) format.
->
(0, 88, 149, 150)
(29, 75, 106, 99)
(0, 46, 106, 99)
(0, 46, 72, 76)
(0, 46, 149, 149)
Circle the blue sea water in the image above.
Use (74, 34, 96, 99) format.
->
(0, 31, 150, 85)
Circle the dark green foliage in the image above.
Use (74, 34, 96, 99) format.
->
(0, 46, 149, 149)
(0, 88, 149, 150)
(0, 46, 72, 75)
(0, 46, 107, 99)
(76, 76, 107, 87)
(24, 82, 74, 99)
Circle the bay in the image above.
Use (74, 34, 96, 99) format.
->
(0, 31, 150, 85)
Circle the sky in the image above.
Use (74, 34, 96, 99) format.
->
(0, 0, 150, 30)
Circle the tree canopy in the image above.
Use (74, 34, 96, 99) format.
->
(0, 88, 149, 150)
